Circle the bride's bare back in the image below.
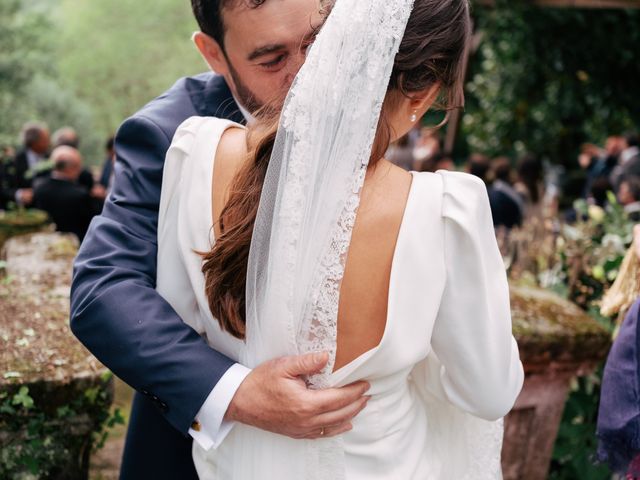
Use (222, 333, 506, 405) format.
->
(211, 127, 412, 371)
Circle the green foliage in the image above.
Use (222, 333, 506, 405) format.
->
(464, 1, 640, 163)
(0, 377, 124, 479)
(550, 373, 611, 480)
(12, 387, 34, 410)
(0, 0, 52, 147)
(55, 0, 203, 137)
(0, 0, 203, 164)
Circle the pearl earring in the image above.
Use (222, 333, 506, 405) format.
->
(410, 110, 418, 123)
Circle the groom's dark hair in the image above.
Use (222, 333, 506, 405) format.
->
(191, 0, 267, 50)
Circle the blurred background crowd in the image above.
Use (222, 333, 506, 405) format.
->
(0, 123, 114, 241)
(388, 128, 640, 231)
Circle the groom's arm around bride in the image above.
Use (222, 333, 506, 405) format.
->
(69, 1, 368, 479)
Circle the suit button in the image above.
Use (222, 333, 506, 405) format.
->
(158, 402, 169, 413)
(141, 389, 150, 396)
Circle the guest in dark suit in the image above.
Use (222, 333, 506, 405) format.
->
(70, 1, 369, 479)
(52, 126, 96, 193)
(0, 146, 16, 210)
(33, 146, 95, 242)
(488, 157, 523, 229)
(1, 122, 50, 208)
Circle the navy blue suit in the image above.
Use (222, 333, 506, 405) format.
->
(70, 73, 245, 479)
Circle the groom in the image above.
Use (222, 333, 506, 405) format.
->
(70, 0, 369, 478)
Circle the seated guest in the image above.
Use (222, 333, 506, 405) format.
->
(52, 126, 95, 193)
(618, 176, 640, 222)
(489, 157, 523, 229)
(1, 122, 51, 208)
(33, 146, 96, 242)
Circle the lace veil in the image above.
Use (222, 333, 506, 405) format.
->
(232, 0, 504, 478)
(229, 0, 414, 478)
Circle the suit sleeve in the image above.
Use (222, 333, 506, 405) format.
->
(70, 115, 235, 434)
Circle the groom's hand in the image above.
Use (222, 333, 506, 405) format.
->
(225, 352, 370, 439)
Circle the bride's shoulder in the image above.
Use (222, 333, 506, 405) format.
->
(168, 116, 245, 158)
(410, 169, 490, 220)
(434, 170, 492, 228)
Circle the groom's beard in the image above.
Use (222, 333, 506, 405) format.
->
(228, 62, 263, 115)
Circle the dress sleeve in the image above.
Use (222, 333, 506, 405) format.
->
(429, 171, 524, 421)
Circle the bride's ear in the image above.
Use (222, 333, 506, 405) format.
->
(193, 31, 230, 76)
(409, 82, 441, 116)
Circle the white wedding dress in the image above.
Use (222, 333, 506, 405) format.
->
(156, 116, 525, 479)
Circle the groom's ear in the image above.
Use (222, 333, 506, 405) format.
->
(193, 31, 230, 76)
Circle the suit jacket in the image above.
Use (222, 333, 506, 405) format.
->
(488, 181, 523, 229)
(1, 149, 31, 206)
(33, 177, 95, 241)
(99, 156, 114, 189)
(70, 73, 245, 479)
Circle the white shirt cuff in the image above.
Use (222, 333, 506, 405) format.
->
(189, 363, 251, 451)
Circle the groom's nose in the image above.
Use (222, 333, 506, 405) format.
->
(283, 52, 307, 89)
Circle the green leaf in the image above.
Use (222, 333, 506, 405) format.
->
(12, 386, 34, 409)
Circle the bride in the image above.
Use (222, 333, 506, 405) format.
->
(156, 0, 524, 478)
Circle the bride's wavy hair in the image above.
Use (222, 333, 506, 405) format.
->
(203, 0, 471, 339)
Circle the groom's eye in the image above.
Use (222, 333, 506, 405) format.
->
(259, 54, 287, 71)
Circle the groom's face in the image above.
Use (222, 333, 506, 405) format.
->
(196, 0, 323, 113)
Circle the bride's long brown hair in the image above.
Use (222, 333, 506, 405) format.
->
(202, 0, 471, 339)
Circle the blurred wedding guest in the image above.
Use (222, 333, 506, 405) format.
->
(0, 146, 16, 210)
(589, 176, 613, 208)
(578, 143, 606, 199)
(434, 153, 455, 171)
(32, 146, 96, 242)
(514, 153, 544, 211)
(52, 126, 96, 194)
(620, 132, 640, 165)
(607, 134, 633, 190)
(488, 157, 523, 229)
(618, 176, 640, 222)
(387, 135, 414, 171)
(52, 126, 80, 149)
(467, 153, 491, 183)
(412, 127, 440, 171)
(99, 136, 116, 192)
(0, 122, 51, 208)
(611, 133, 640, 192)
